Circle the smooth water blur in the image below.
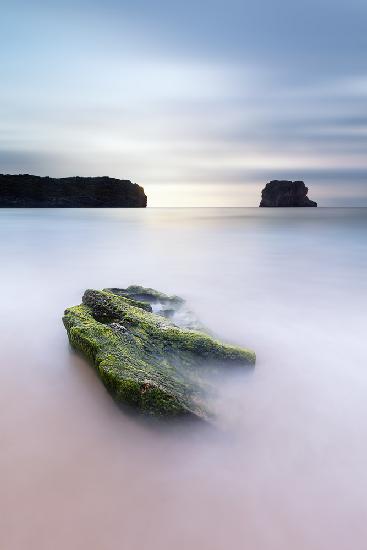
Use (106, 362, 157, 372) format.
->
(0, 208, 366, 550)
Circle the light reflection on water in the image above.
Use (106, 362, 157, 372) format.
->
(0, 207, 366, 550)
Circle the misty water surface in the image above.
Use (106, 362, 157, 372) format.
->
(0, 208, 366, 550)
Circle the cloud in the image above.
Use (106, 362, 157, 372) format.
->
(0, 0, 366, 204)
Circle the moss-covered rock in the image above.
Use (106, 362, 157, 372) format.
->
(105, 285, 203, 329)
(63, 288, 256, 419)
(106, 285, 184, 306)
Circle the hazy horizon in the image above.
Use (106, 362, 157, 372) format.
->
(1, 0, 367, 206)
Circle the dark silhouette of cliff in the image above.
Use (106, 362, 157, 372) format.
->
(260, 180, 317, 207)
(0, 174, 147, 207)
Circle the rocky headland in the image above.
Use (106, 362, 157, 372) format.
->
(260, 180, 317, 207)
(63, 286, 255, 419)
(0, 174, 147, 207)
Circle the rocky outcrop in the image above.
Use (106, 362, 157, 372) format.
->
(260, 180, 317, 207)
(105, 285, 202, 330)
(0, 174, 147, 207)
(63, 286, 255, 419)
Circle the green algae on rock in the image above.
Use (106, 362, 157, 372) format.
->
(63, 288, 256, 419)
(105, 285, 202, 329)
(105, 285, 184, 306)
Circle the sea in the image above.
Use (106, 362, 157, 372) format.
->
(0, 207, 366, 550)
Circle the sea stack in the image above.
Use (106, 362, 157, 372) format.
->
(260, 180, 317, 207)
(0, 174, 147, 207)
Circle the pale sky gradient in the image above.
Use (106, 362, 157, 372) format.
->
(1, 0, 367, 205)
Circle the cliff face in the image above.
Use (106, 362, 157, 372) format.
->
(0, 174, 147, 207)
(260, 180, 317, 207)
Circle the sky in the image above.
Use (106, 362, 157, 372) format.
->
(1, 0, 367, 206)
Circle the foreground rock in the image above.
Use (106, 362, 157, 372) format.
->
(260, 180, 317, 207)
(63, 287, 255, 419)
(105, 285, 203, 330)
(0, 174, 147, 207)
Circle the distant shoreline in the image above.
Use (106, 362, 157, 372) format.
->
(0, 174, 147, 208)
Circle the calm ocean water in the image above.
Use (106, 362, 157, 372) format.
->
(0, 207, 366, 550)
